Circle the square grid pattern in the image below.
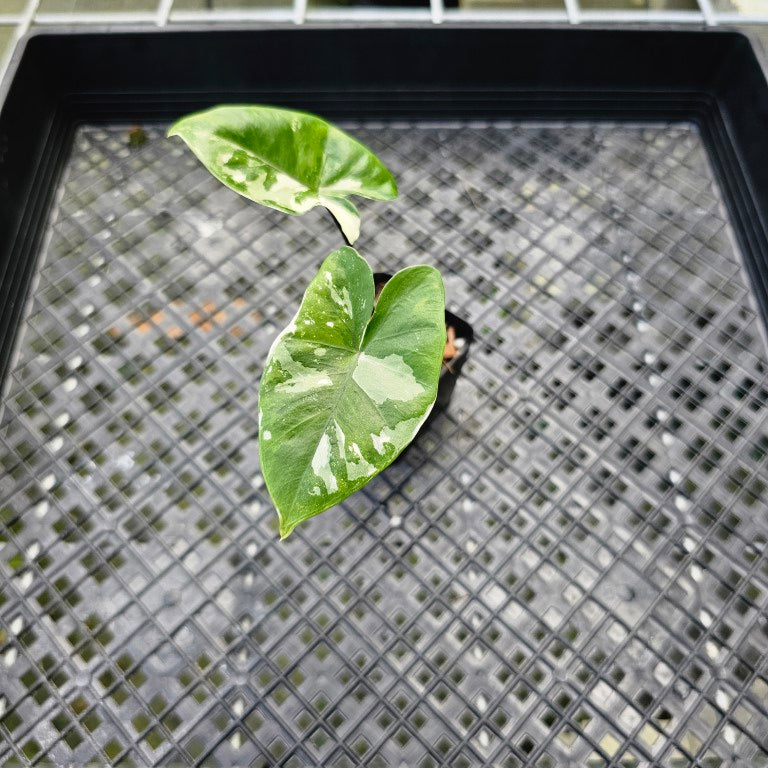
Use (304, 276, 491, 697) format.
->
(0, 121, 767, 767)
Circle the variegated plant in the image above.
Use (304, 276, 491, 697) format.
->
(259, 247, 444, 537)
(168, 105, 397, 244)
(169, 106, 447, 537)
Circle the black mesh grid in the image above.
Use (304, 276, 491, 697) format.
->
(0, 122, 767, 767)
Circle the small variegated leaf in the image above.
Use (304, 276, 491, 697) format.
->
(167, 105, 397, 243)
(259, 247, 445, 538)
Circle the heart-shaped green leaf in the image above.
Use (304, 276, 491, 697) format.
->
(259, 247, 445, 538)
(167, 105, 397, 243)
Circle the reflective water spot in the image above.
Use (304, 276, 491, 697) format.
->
(116, 453, 134, 471)
(263, 431, 272, 441)
(353, 352, 424, 405)
(15, 572, 32, 592)
(326, 321, 334, 328)
(192, 217, 223, 238)
(34, 501, 49, 519)
(691, 564, 703, 582)
(311, 433, 337, 494)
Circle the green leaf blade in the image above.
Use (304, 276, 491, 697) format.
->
(258, 248, 445, 538)
(167, 105, 397, 243)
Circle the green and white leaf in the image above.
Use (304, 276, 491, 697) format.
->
(259, 247, 445, 538)
(167, 105, 397, 243)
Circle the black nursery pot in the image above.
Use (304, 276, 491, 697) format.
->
(373, 273, 474, 415)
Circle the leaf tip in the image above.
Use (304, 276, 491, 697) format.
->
(278, 518, 297, 540)
(386, 174, 398, 200)
(275, 504, 297, 540)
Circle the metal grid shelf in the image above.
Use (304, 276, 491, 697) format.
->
(0, 118, 767, 767)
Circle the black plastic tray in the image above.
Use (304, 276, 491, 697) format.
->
(2, 28, 768, 392)
(2, 27, 768, 768)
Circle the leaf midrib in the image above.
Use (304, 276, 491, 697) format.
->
(284, 290, 411, 523)
(283, 349, 361, 523)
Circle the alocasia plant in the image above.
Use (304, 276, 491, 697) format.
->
(167, 105, 397, 243)
(169, 105, 448, 537)
(259, 248, 444, 537)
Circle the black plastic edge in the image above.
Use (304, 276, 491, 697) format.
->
(2, 28, 768, 393)
(703, 33, 768, 335)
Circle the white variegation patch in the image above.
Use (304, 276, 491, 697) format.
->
(311, 433, 337, 494)
(325, 271, 353, 317)
(352, 352, 424, 405)
(370, 416, 428, 457)
(370, 430, 392, 455)
(168, 105, 396, 245)
(333, 421, 376, 482)
(270, 340, 334, 394)
(275, 372, 333, 394)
